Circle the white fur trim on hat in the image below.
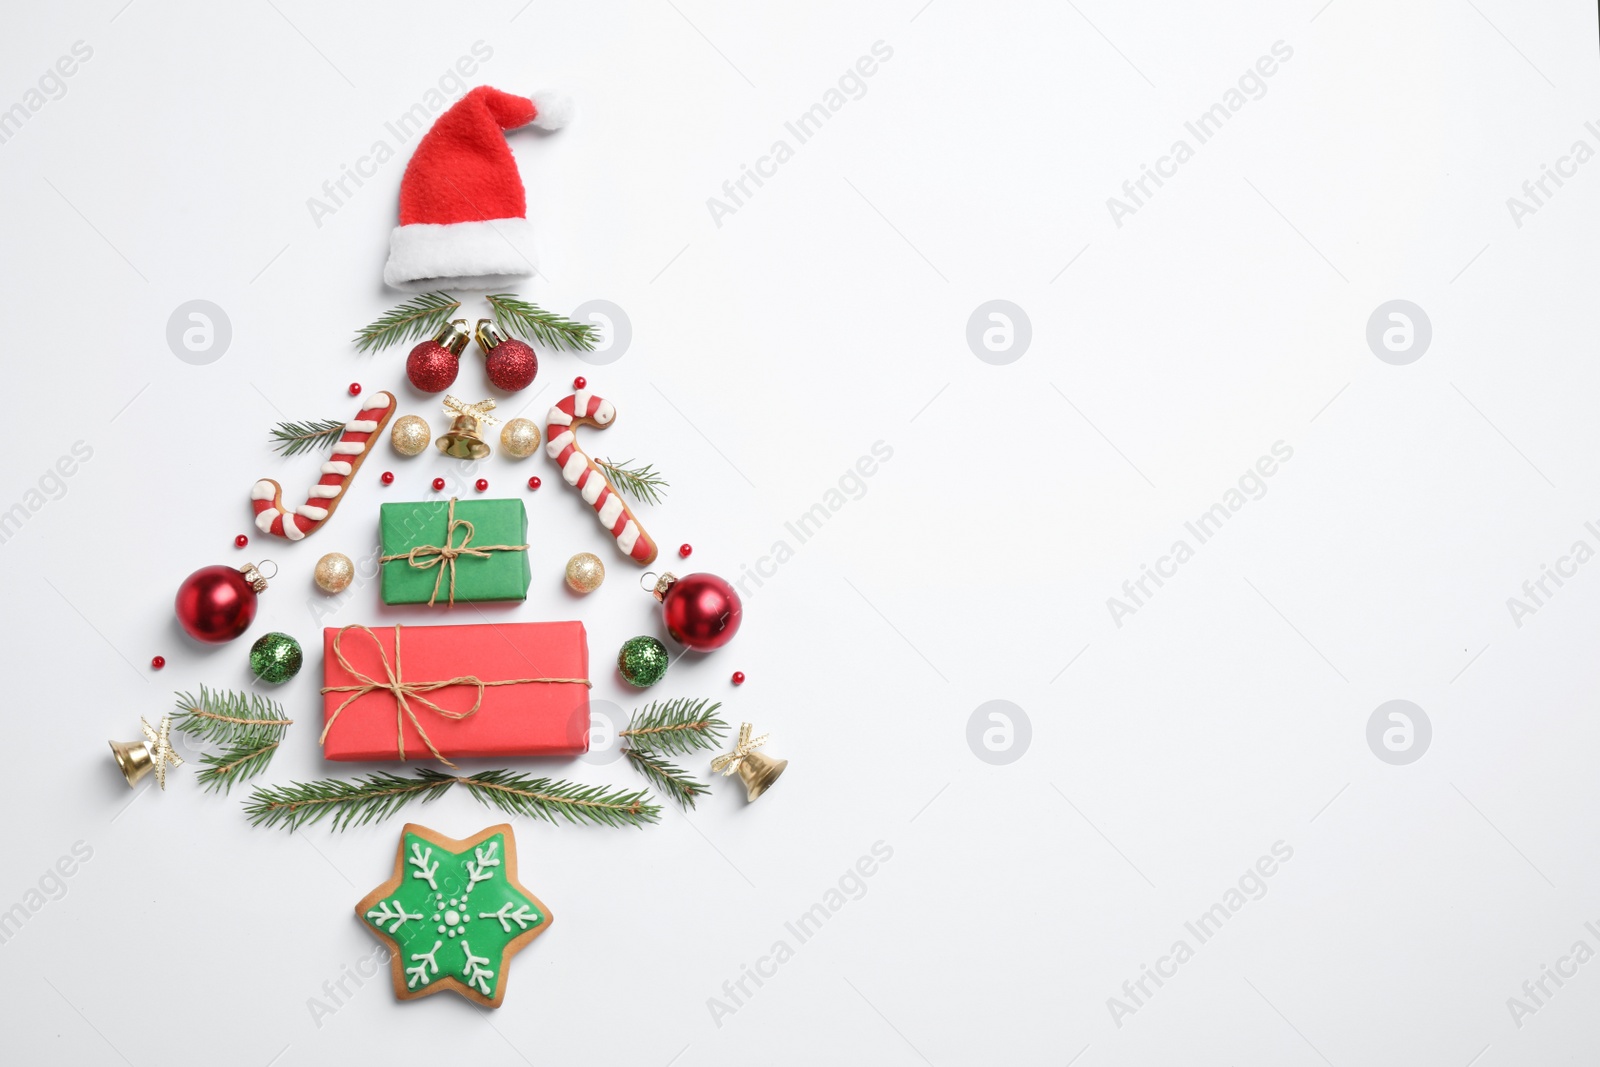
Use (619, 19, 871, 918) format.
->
(531, 90, 576, 130)
(382, 218, 538, 291)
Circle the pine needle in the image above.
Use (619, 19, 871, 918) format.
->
(353, 291, 461, 353)
(244, 769, 659, 832)
(624, 749, 710, 810)
(621, 698, 727, 757)
(596, 458, 669, 506)
(268, 418, 347, 456)
(196, 739, 282, 794)
(173, 687, 292, 745)
(486, 293, 598, 351)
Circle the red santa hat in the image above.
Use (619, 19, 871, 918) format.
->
(383, 86, 575, 291)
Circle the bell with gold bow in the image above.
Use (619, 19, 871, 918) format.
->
(711, 723, 787, 802)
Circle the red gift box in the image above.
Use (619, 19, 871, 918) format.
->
(320, 622, 591, 762)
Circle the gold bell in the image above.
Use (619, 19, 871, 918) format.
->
(108, 737, 155, 787)
(108, 715, 183, 789)
(437, 395, 498, 460)
(735, 749, 788, 802)
(711, 722, 787, 802)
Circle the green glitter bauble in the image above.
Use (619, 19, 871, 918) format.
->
(249, 632, 303, 684)
(617, 635, 669, 688)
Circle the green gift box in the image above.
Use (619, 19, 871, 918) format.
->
(379, 497, 531, 606)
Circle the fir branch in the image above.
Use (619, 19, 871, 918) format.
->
(486, 293, 598, 352)
(596, 458, 669, 506)
(172, 687, 293, 745)
(624, 749, 710, 810)
(244, 769, 659, 832)
(353, 291, 461, 353)
(268, 418, 347, 456)
(196, 739, 282, 794)
(621, 698, 727, 757)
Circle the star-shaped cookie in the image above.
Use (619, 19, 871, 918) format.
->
(356, 823, 552, 1007)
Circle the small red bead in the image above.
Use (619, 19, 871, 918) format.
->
(348, 383, 362, 396)
(475, 478, 489, 492)
(381, 471, 395, 485)
(678, 543, 693, 558)
(527, 476, 541, 490)
(732, 671, 745, 686)
(573, 376, 587, 389)
(234, 534, 248, 548)
(432, 477, 446, 491)
(151, 656, 166, 670)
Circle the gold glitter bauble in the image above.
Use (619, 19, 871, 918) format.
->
(313, 552, 355, 594)
(564, 552, 605, 594)
(500, 418, 542, 459)
(390, 414, 431, 457)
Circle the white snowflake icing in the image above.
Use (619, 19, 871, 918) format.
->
(405, 940, 442, 988)
(366, 899, 424, 933)
(460, 939, 496, 996)
(409, 842, 439, 890)
(478, 902, 540, 932)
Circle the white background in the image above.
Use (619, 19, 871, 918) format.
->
(2, 1, 1598, 1063)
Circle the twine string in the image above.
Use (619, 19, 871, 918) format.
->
(378, 497, 528, 606)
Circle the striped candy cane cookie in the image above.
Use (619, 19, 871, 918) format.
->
(545, 390, 658, 565)
(251, 391, 396, 541)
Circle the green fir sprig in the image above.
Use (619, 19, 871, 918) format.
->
(268, 418, 347, 456)
(621, 699, 727, 757)
(172, 687, 293, 793)
(244, 769, 660, 832)
(596, 458, 670, 506)
(624, 748, 711, 810)
(486, 293, 598, 351)
(353, 291, 462, 353)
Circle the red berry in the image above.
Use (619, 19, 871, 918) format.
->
(678, 543, 693, 558)
(151, 656, 166, 670)
(573, 376, 587, 389)
(381, 471, 395, 485)
(527, 476, 541, 490)
(475, 478, 488, 492)
(348, 383, 362, 396)
(235, 534, 248, 548)
(732, 671, 745, 686)
(432, 477, 446, 491)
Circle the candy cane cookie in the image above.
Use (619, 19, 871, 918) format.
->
(545, 390, 658, 565)
(251, 391, 396, 541)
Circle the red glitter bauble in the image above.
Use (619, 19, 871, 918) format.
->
(151, 656, 166, 670)
(660, 572, 742, 652)
(432, 477, 446, 491)
(527, 476, 541, 490)
(407, 340, 461, 393)
(235, 534, 249, 548)
(484, 338, 538, 392)
(475, 478, 489, 492)
(175, 565, 258, 644)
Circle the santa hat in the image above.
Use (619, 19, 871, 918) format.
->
(383, 86, 575, 291)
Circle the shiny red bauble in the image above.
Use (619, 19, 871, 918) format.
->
(407, 340, 461, 393)
(527, 476, 541, 490)
(732, 671, 745, 685)
(484, 337, 538, 392)
(659, 572, 742, 651)
(175, 565, 259, 643)
(475, 478, 488, 492)
(432, 477, 446, 491)
(678, 543, 692, 558)
(381, 471, 394, 485)
(151, 655, 165, 670)
(348, 383, 362, 396)
(235, 534, 249, 548)
(573, 376, 586, 389)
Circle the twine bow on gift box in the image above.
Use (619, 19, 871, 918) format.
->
(379, 496, 528, 606)
(319, 624, 590, 766)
